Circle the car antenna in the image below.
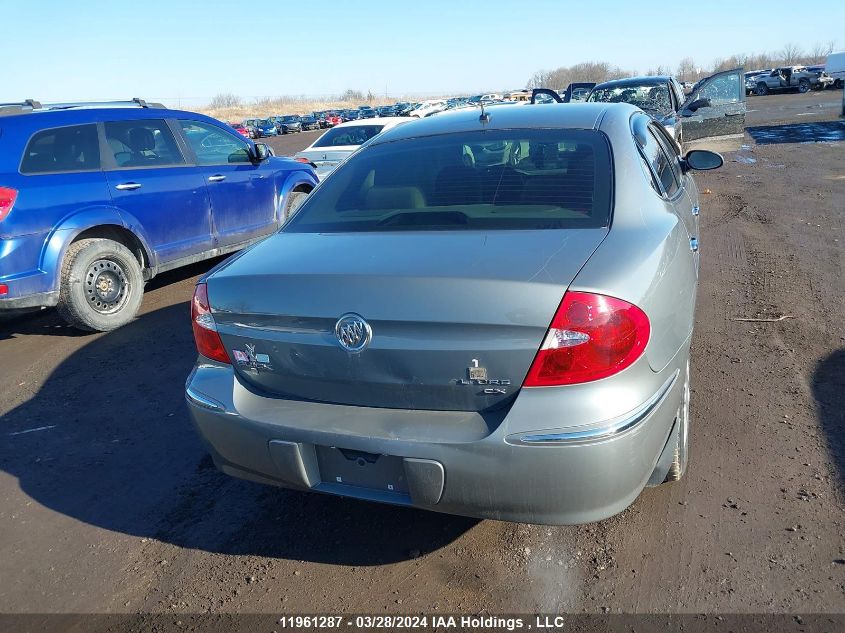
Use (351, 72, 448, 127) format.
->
(479, 101, 490, 124)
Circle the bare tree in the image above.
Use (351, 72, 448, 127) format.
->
(807, 41, 836, 64)
(676, 57, 698, 82)
(208, 93, 241, 109)
(780, 43, 803, 65)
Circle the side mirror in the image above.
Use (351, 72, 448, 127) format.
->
(682, 149, 723, 172)
(251, 143, 271, 162)
(686, 97, 712, 112)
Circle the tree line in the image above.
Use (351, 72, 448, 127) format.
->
(526, 41, 838, 87)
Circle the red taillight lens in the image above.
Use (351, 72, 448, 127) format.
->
(524, 291, 650, 387)
(294, 157, 311, 163)
(191, 283, 231, 364)
(0, 186, 18, 222)
(0, 283, 8, 296)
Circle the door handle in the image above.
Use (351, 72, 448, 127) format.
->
(208, 175, 226, 182)
(115, 182, 142, 191)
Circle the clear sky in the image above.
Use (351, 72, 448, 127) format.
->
(3, 0, 842, 107)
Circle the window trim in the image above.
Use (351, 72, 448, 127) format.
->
(648, 122, 684, 199)
(18, 122, 103, 176)
(100, 118, 189, 171)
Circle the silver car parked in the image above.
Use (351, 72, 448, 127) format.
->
(185, 103, 723, 525)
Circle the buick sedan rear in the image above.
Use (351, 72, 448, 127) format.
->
(185, 103, 722, 524)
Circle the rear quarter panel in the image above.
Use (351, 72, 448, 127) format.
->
(573, 112, 698, 372)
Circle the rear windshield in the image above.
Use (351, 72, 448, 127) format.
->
(285, 129, 612, 232)
(311, 125, 385, 148)
(588, 83, 671, 114)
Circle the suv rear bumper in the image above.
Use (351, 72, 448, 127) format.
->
(0, 290, 59, 310)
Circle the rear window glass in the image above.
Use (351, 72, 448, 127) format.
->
(20, 124, 100, 174)
(103, 119, 184, 168)
(285, 129, 612, 232)
(312, 125, 385, 148)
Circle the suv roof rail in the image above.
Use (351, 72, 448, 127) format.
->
(0, 98, 166, 117)
(0, 99, 43, 116)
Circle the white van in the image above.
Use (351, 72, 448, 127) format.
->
(825, 51, 845, 88)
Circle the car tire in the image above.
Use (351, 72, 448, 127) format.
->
(283, 190, 309, 222)
(664, 360, 690, 482)
(57, 238, 145, 332)
(756, 82, 769, 96)
(834, 79, 844, 89)
(798, 79, 810, 93)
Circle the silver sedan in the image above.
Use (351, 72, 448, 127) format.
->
(185, 103, 723, 525)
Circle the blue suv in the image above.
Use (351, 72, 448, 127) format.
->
(0, 99, 318, 331)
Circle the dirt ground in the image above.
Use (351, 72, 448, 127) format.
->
(0, 91, 843, 623)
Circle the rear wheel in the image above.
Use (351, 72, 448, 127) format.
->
(664, 361, 690, 482)
(756, 82, 769, 96)
(798, 79, 810, 93)
(57, 238, 144, 332)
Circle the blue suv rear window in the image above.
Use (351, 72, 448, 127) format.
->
(20, 124, 100, 174)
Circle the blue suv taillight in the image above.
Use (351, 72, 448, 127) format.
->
(0, 186, 18, 222)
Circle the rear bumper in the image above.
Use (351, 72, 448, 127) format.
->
(185, 355, 684, 525)
(0, 290, 59, 310)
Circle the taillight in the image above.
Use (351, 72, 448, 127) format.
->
(0, 186, 18, 222)
(191, 283, 231, 364)
(0, 283, 8, 296)
(524, 291, 650, 387)
(294, 157, 311, 163)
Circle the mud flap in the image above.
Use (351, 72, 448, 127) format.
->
(646, 418, 678, 487)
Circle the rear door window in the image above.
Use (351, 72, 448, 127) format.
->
(640, 126, 679, 198)
(286, 129, 613, 232)
(103, 119, 185, 168)
(20, 124, 100, 174)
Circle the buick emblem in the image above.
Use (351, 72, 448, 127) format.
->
(334, 313, 372, 353)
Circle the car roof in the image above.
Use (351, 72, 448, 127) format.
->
(592, 76, 671, 90)
(332, 116, 409, 129)
(370, 103, 627, 145)
(0, 105, 226, 129)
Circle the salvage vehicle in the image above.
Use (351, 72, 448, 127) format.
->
(585, 70, 746, 148)
(300, 115, 321, 131)
(409, 100, 448, 118)
(745, 70, 771, 95)
(825, 51, 845, 89)
(242, 118, 260, 138)
(293, 116, 409, 179)
(185, 102, 729, 525)
(278, 115, 303, 133)
(562, 82, 596, 102)
(230, 122, 251, 138)
(255, 118, 278, 137)
(0, 99, 317, 330)
(753, 66, 833, 95)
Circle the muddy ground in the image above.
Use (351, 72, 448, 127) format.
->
(0, 91, 843, 622)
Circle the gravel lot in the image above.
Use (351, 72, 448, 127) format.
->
(0, 91, 843, 620)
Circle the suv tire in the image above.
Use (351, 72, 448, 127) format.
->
(756, 82, 769, 96)
(57, 238, 144, 332)
(283, 190, 309, 222)
(798, 79, 810, 93)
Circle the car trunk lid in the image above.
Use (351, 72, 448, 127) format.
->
(209, 229, 607, 411)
